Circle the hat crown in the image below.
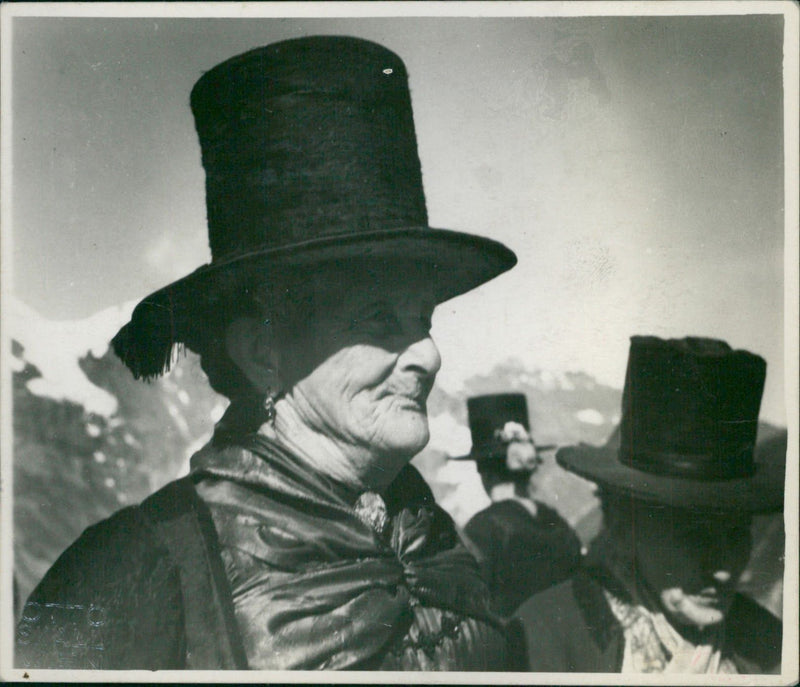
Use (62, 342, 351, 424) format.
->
(190, 36, 428, 261)
(466, 393, 532, 462)
(618, 336, 766, 479)
(110, 36, 517, 382)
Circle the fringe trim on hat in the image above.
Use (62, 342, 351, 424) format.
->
(111, 318, 186, 380)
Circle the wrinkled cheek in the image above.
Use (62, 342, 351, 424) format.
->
(349, 399, 389, 444)
(363, 397, 430, 448)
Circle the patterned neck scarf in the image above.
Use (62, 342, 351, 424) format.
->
(588, 531, 738, 674)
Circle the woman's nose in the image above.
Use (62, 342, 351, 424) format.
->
(401, 334, 442, 377)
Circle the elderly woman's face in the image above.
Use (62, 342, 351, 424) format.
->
(631, 504, 752, 629)
(277, 265, 441, 463)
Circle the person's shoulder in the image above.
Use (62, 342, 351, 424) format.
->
(463, 501, 519, 545)
(516, 569, 617, 635)
(510, 572, 613, 671)
(60, 504, 155, 568)
(23, 495, 172, 607)
(508, 579, 576, 664)
(511, 570, 623, 672)
(17, 483, 187, 669)
(727, 593, 782, 673)
(21, 476, 206, 615)
(515, 576, 579, 624)
(467, 500, 530, 528)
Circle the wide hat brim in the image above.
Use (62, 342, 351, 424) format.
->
(113, 226, 515, 378)
(557, 444, 784, 513)
(143, 225, 514, 307)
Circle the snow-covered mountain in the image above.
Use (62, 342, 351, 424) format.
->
(8, 297, 134, 416)
(8, 296, 227, 607)
(6, 297, 785, 618)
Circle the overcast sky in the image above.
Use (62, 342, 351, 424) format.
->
(6, 9, 790, 424)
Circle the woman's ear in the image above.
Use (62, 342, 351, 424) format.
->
(225, 317, 282, 394)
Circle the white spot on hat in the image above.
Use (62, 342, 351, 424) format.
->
(382, 68, 393, 75)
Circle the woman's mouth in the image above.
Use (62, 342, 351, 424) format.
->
(393, 394, 426, 412)
(382, 379, 431, 410)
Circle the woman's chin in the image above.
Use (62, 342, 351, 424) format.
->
(375, 420, 430, 458)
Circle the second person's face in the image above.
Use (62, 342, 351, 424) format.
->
(633, 504, 752, 629)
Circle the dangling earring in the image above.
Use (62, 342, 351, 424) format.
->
(263, 390, 276, 427)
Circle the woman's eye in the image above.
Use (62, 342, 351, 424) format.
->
(350, 309, 399, 334)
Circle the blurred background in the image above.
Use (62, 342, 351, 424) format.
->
(5, 12, 788, 618)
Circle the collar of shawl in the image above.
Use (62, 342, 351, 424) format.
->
(190, 429, 501, 668)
